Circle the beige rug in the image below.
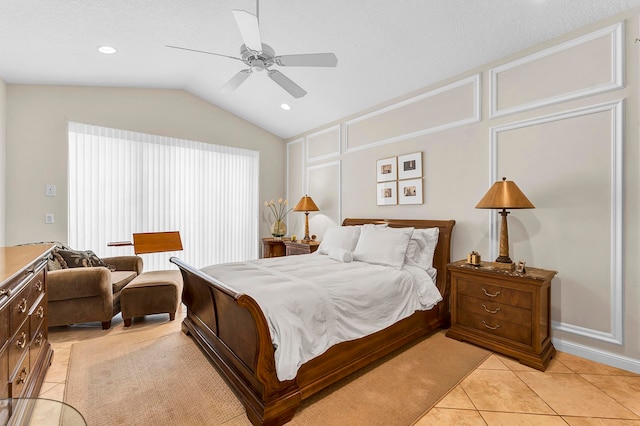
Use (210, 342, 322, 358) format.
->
(65, 329, 489, 426)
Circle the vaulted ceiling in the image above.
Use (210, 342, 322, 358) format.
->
(1, 0, 639, 139)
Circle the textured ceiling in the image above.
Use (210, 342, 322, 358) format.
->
(1, 0, 640, 139)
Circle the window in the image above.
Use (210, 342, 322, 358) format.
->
(68, 122, 259, 271)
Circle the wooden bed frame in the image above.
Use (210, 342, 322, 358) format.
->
(170, 218, 455, 425)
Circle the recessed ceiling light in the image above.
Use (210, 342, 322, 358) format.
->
(280, 103, 291, 111)
(98, 46, 117, 55)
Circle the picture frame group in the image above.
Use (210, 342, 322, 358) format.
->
(376, 152, 423, 205)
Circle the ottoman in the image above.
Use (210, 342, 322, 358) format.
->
(121, 270, 183, 327)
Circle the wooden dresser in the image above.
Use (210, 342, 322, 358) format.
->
(0, 244, 55, 424)
(283, 240, 320, 256)
(261, 238, 288, 258)
(446, 260, 557, 371)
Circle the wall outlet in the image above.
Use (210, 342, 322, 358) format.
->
(45, 213, 54, 224)
(45, 184, 56, 197)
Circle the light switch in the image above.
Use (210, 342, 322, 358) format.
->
(45, 213, 54, 224)
(45, 184, 56, 197)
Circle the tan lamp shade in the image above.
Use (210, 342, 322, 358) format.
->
(293, 195, 320, 212)
(475, 177, 534, 267)
(475, 177, 535, 209)
(294, 195, 319, 242)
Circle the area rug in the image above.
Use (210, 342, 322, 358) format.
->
(65, 329, 490, 426)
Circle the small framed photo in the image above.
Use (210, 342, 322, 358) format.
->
(377, 181, 397, 205)
(398, 178, 423, 205)
(376, 157, 397, 182)
(398, 152, 422, 180)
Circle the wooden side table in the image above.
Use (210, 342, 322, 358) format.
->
(446, 260, 557, 371)
(261, 238, 288, 258)
(283, 240, 320, 256)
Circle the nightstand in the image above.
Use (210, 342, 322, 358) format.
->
(446, 260, 557, 371)
(283, 240, 320, 256)
(261, 238, 289, 258)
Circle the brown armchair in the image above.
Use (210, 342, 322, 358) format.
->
(47, 255, 143, 330)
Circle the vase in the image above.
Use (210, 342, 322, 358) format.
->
(271, 220, 287, 238)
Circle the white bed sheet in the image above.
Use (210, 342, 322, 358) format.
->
(200, 254, 442, 381)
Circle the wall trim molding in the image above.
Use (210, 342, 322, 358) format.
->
(306, 124, 341, 163)
(490, 99, 624, 345)
(490, 22, 624, 119)
(344, 74, 481, 153)
(552, 337, 640, 374)
(306, 160, 342, 224)
(286, 138, 305, 230)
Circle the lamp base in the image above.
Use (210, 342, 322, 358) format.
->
(492, 261, 515, 271)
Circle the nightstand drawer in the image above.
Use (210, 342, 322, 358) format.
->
(458, 278, 532, 310)
(458, 294, 531, 327)
(458, 310, 532, 346)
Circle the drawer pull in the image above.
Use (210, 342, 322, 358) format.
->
(35, 280, 44, 292)
(36, 305, 45, 318)
(0, 288, 10, 297)
(34, 332, 44, 346)
(17, 298, 28, 314)
(482, 320, 501, 330)
(482, 288, 501, 298)
(15, 331, 27, 349)
(16, 367, 28, 385)
(482, 304, 501, 314)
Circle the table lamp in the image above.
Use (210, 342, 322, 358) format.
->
(294, 195, 319, 242)
(475, 177, 534, 269)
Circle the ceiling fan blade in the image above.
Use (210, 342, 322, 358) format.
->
(220, 69, 252, 93)
(166, 45, 242, 61)
(232, 10, 262, 52)
(275, 53, 338, 67)
(268, 70, 307, 98)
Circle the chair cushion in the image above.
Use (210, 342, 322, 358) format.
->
(111, 271, 138, 294)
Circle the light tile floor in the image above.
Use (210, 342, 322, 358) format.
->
(39, 308, 640, 425)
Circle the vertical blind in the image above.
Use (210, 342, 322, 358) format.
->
(68, 122, 259, 271)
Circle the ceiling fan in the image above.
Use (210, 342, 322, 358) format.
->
(167, 0, 338, 98)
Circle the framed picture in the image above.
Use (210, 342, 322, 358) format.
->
(376, 157, 397, 182)
(376, 181, 397, 205)
(398, 152, 422, 180)
(398, 178, 423, 205)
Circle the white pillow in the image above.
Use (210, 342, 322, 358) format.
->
(358, 223, 389, 229)
(317, 226, 361, 255)
(404, 227, 439, 272)
(352, 227, 414, 269)
(328, 248, 353, 263)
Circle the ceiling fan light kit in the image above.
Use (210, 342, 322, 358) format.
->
(167, 0, 337, 98)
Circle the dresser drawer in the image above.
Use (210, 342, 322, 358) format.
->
(0, 306, 8, 345)
(29, 297, 46, 341)
(458, 309, 532, 346)
(27, 269, 46, 309)
(9, 286, 31, 337)
(29, 326, 46, 369)
(458, 294, 532, 327)
(457, 278, 532, 309)
(8, 320, 29, 377)
(9, 353, 29, 401)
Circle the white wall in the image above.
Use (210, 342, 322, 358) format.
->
(5, 85, 285, 247)
(0, 77, 6, 245)
(287, 11, 640, 373)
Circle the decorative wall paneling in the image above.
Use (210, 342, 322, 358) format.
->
(344, 74, 481, 153)
(490, 100, 624, 345)
(306, 161, 342, 237)
(306, 125, 341, 162)
(490, 23, 624, 118)
(286, 138, 305, 235)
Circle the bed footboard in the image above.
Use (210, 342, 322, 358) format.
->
(170, 257, 301, 425)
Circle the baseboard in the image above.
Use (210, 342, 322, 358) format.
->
(552, 337, 640, 374)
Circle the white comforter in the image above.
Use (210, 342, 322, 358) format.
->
(200, 254, 442, 381)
